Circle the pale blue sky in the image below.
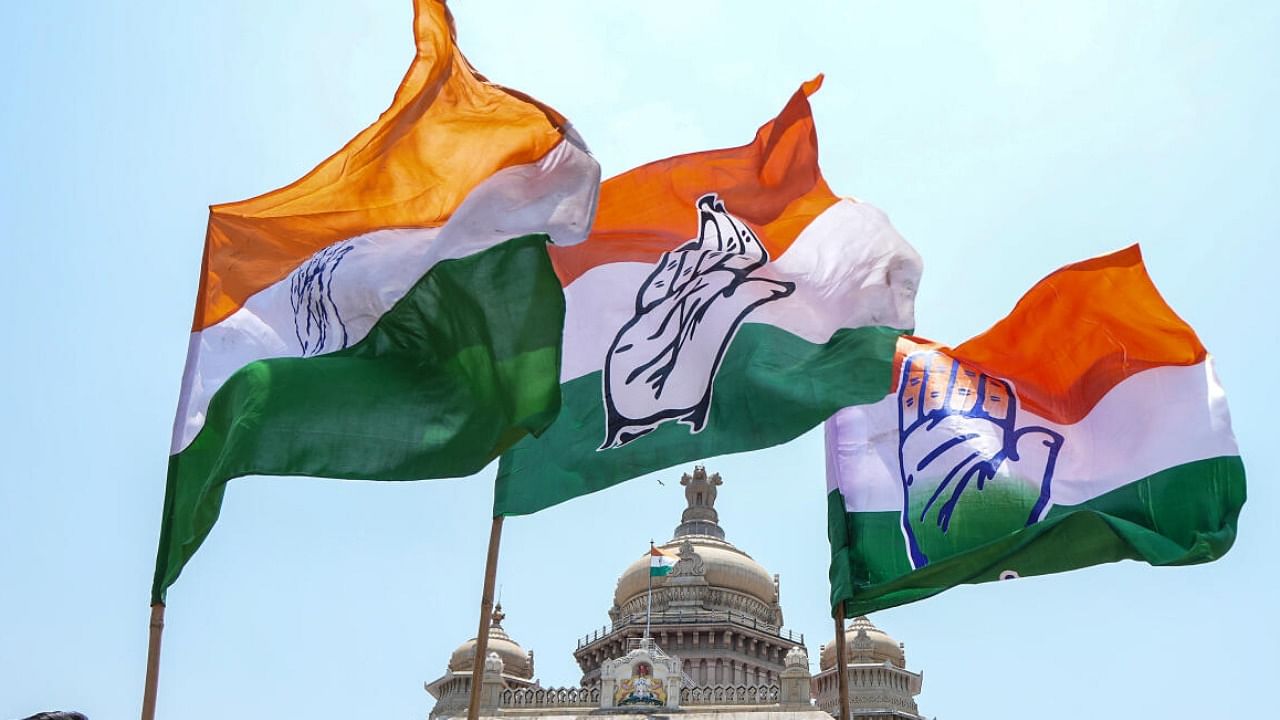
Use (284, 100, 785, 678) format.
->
(2, 2, 1277, 719)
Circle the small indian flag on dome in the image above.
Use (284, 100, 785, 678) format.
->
(650, 546, 678, 577)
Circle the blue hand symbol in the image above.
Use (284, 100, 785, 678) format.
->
(896, 350, 1064, 569)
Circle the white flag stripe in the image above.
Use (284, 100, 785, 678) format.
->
(170, 139, 599, 454)
(827, 359, 1238, 513)
(651, 553, 677, 568)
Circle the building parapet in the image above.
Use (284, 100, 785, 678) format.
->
(576, 610, 804, 649)
(500, 686, 601, 709)
(681, 683, 782, 705)
(439, 683, 800, 715)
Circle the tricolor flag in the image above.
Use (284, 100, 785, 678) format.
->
(825, 246, 1246, 616)
(493, 77, 922, 515)
(650, 546, 679, 577)
(152, 0, 600, 603)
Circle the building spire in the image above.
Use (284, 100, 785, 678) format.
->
(673, 466, 725, 540)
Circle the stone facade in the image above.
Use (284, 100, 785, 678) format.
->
(423, 466, 928, 720)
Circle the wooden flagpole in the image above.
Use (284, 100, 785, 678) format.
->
(466, 516, 504, 720)
(140, 602, 165, 720)
(645, 540, 654, 640)
(833, 602, 850, 720)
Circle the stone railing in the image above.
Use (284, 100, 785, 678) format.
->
(496, 683, 787, 710)
(499, 686, 601, 709)
(576, 611, 804, 649)
(680, 684, 781, 706)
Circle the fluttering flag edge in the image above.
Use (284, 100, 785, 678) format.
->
(828, 455, 1246, 616)
(824, 244, 1246, 616)
(152, 234, 566, 603)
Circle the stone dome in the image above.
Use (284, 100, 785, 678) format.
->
(614, 537, 778, 609)
(819, 616, 905, 670)
(610, 466, 781, 624)
(447, 604, 534, 680)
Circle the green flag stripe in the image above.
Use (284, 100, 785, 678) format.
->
(828, 454, 1246, 616)
(494, 324, 903, 516)
(152, 234, 565, 603)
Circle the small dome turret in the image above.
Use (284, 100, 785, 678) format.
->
(447, 604, 535, 680)
(819, 616, 906, 670)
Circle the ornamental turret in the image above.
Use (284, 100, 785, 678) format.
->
(814, 616, 924, 719)
(425, 603, 539, 719)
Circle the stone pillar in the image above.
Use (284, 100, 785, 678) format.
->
(479, 652, 505, 712)
(780, 646, 811, 707)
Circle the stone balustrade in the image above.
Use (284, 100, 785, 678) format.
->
(680, 684, 782, 705)
(488, 683, 797, 711)
(500, 686, 601, 709)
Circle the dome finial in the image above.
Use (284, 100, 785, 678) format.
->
(674, 466, 725, 539)
(491, 602, 505, 628)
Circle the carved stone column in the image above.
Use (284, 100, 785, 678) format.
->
(479, 652, 505, 712)
(780, 647, 811, 707)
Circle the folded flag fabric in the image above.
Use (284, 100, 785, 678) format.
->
(493, 77, 923, 516)
(650, 546, 679, 577)
(825, 246, 1245, 616)
(152, 0, 600, 603)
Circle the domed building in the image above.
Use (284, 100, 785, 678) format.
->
(424, 604, 538, 719)
(573, 466, 804, 687)
(423, 465, 928, 720)
(819, 616, 904, 670)
(814, 616, 924, 719)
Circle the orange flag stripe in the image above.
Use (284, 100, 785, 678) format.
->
(549, 75, 837, 287)
(891, 246, 1207, 425)
(193, 0, 566, 331)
